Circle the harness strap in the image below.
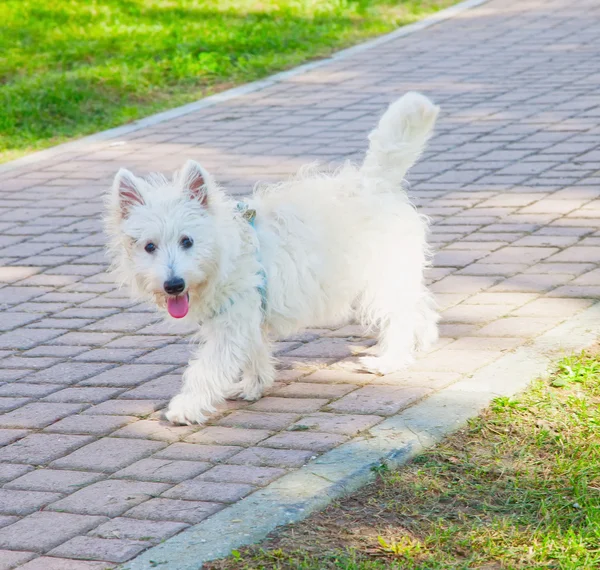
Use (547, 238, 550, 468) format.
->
(209, 202, 267, 318)
(236, 202, 267, 314)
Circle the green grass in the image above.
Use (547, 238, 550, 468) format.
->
(206, 349, 600, 570)
(0, 0, 455, 163)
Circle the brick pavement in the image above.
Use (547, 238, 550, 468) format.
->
(1, 0, 600, 566)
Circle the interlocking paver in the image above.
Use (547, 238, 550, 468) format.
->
(0, 433, 94, 465)
(89, 517, 188, 544)
(113, 458, 211, 483)
(226, 447, 315, 468)
(0, 511, 107, 552)
(196, 464, 286, 486)
(162, 480, 254, 503)
(48, 536, 148, 563)
(50, 438, 165, 473)
(0, 550, 36, 570)
(2, 0, 600, 564)
(0, 464, 33, 485)
(326, 385, 430, 415)
(0, 488, 63, 516)
(215, 410, 300, 430)
(47, 479, 169, 517)
(184, 426, 272, 446)
(44, 414, 135, 435)
(260, 431, 347, 451)
(154, 442, 241, 462)
(16, 557, 116, 570)
(5, 469, 104, 493)
(123, 498, 223, 525)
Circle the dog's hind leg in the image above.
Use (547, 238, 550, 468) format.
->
(359, 272, 438, 376)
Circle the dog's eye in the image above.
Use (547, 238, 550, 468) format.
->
(145, 242, 157, 253)
(180, 236, 193, 249)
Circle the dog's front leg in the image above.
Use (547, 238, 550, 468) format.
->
(164, 318, 253, 425)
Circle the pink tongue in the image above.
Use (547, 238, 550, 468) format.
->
(167, 294, 189, 318)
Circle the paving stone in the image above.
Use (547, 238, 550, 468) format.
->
(154, 442, 241, 463)
(271, 382, 356, 399)
(119, 375, 182, 400)
(184, 426, 271, 447)
(288, 412, 383, 435)
(0, 488, 63, 516)
(0, 402, 87, 428)
(5, 469, 104, 493)
(47, 332, 120, 347)
(547, 246, 600, 263)
(89, 517, 188, 545)
(490, 273, 574, 293)
(0, 383, 62, 398)
(134, 344, 192, 364)
(73, 348, 147, 363)
(260, 431, 347, 451)
(0, 464, 33, 484)
(24, 362, 114, 385)
(285, 338, 357, 358)
(327, 385, 431, 416)
(43, 387, 125, 404)
(110, 419, 196, 442)
(0, 428, 28, 446)
(0, 328, 66, 350)
(301, 369, 374, 384)
(248, 397, 327, 413)
(0, 516, 18, 530)
(162, 480, 255, 503)
(0, 512, 107, 552)
(47, 480, 169, 517)
(48, 536, 148, 563)
(215, 411, 300, 431)
(82, 400, 166, 417)
(44, 414, 136, 435)
(0, 434, 94, 465)
(77, 364, 175, 387)
(0, 550, 36, 570)
(16, 557, 115, 570)
(50, 438, 166, 473)
(113, 458, 211, 483)
(123, 498, 223, 525)
(196, 464, 286, 486)
(226, 447, 315, 468)
(511, 298, 594, 318)
(445, 337, 526, 351)
(475, 316, 563, 337)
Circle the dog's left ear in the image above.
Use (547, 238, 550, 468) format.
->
(180, 160, 209, 207)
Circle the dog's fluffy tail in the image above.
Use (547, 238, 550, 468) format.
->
(361, 92, 439, 188)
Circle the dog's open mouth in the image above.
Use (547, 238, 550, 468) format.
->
(166, 293, 189, 319)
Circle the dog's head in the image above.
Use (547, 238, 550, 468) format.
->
(105, 160, 222, 319)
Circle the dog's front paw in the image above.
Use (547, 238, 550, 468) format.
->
(165, 394, 208, 425)
(359, 355, 413, 375)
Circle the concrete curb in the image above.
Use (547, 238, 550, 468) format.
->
(121, 302, 599, 570)
(0, 0, 490, 176)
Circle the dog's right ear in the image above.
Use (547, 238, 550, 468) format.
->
(113, 169, 144, 218)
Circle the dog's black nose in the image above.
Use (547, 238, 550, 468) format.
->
(164, 277, 185, 295)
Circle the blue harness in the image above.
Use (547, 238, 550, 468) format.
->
(208, 202, 266, 318)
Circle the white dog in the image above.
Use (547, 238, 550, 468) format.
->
(105, 92, 440, 425)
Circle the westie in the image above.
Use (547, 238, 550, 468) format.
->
(105, 92, 440, 425)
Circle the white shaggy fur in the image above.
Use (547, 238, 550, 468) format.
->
(105, 92, 440, 425)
